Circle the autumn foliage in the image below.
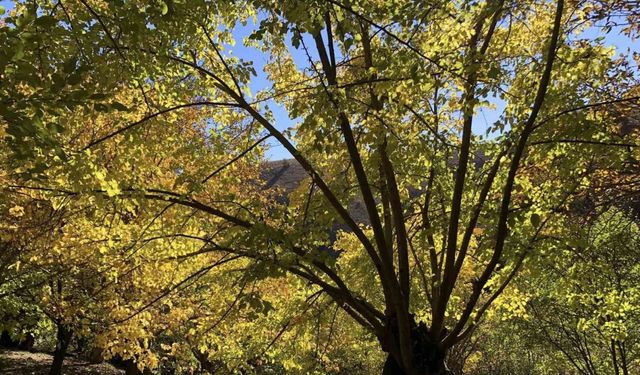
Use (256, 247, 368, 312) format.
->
(1, 1, 639, 374)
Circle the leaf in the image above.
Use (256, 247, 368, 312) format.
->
(9, 205, 25, 217)
(89, 93, 109, 100)
(104, 180, 121, 197)
(487, 65, 500, 80)
(51, 73, 65, 90)
(11, 43, 24, 61)
(508, 215, 516, 229)
(531, 213, 541, 228)
(291, 33, 301, 49)
(343, 37, 354, 50)
(111, 102, 129, 111)
(34, 16, 57, 28)
(94, 103, 109, 112)
(63, 58, 77, 74)
(66, 72, 83, 86)
(159, 1, 168, 15)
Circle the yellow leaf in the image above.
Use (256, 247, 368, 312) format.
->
(9, 205, 25, 217)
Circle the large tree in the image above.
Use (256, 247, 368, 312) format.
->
(1, 0, 639, 374)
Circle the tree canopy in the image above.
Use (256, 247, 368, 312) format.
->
(1, 1, 639, 374)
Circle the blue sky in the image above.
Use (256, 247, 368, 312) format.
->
(0, 0, 12, 14)
(2, 0, 637, 160)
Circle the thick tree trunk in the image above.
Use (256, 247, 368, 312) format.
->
(380, 317, 451, 375)
(49, 323, 72, 375)
(383, 354, 409, 375)
(382, 353, 451, 375)
(124, 360, 143, 375)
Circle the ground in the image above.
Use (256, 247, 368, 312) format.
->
(0, 349, 123, 374)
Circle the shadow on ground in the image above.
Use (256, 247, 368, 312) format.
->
(0, 349, 123, 374)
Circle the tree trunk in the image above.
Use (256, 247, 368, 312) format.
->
(49, 323, 72, 375)
(123, 359, 143, 375)
(0, 330, 20, 348)
(18, 332, 35, 352)
(611, 340, 620, 375)
(383, 354, 409, 375)
(382, 352, 451, 375)
(380, 317, 451, 375)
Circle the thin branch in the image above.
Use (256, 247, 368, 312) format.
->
(82, 101, 238, 150)
(201, 134, 271, 184)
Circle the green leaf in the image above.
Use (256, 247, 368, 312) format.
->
(508, 215, 515, 229)
(111, 102, 129, 111)
(531, 213, 541, 228)
(343, 37, 354, 50)
(94, 103, 109, 112)
(159, 1, 168, 15)
(63, 58, 77, 74)
(11, 43, 24, 61)
(89, 93, 109, 100)
(66, 72, 83, 86)
(34, 16, 57, 28)
(487, 65, 500, 80)
(291, 33, 301, 49)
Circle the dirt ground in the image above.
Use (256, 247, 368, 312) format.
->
(0, 349, 123, 374)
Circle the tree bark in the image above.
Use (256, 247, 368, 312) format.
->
(381, 318, 451, 375)
(49, 323, 72, 375)
(18, 332, 35, 352)
(383, 353, 408, 375)
(124, 360, 143, 375)
(382, 352, 451, 375)
(0, 330, 20, 348)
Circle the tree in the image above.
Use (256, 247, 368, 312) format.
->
(463, 207, 640, 375)
(525, 210, 640, 374)
(1, 0, 639, 374)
